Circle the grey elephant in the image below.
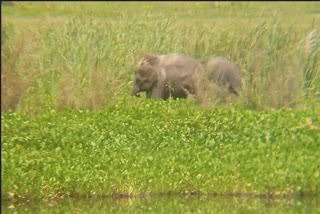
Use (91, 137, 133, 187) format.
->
(202, 56, 241, 95)
(131, 64, 198, 100)
(131, 53, 203, 99)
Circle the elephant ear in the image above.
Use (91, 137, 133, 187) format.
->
(135, 65, 149, 76)
(146, 65, 159, 84)
(136, 65, 159, 83)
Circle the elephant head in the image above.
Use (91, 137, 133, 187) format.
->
(131, 64, 161, 97)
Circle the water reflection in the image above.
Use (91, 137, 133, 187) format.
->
(2, 195, 319, 213)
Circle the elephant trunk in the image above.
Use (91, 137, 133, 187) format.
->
(131, 85, 140, 97)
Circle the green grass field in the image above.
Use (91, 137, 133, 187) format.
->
(1, 2, 320, 202)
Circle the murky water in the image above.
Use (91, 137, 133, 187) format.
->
(2, 195, 319, 213)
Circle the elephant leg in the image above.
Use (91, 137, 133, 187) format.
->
(228, 85, 239, 96)
(150, 86, 165, 99)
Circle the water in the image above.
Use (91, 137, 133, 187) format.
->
(2, 195, 319, 213)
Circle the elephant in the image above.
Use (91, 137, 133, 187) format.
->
(132, 52, 204, 99)
(131, 64, 197, 100)
(202, 56, 241, 95)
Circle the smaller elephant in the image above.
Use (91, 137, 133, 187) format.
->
(131, 64, 195, 100)
(203, 56, 241, 95)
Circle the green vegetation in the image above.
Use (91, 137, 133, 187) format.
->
(2, 100, 320, 201)
(1, 2, 320, 203)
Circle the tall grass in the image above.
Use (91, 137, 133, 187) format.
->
(1, 2, 319, 113)
(297, 29, 320, 98)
